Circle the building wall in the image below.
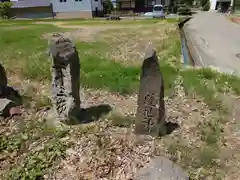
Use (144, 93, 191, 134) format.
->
(91, 0, 103, 11)
(210, 0, 217, 10)
(144, 0, 170, 6)
(155, 0, 171, 6)
(118, 0, 171, 11)
(51, 0, 103, 18)
(54, 11, 93, 18)
(51, 0, 92, 13)
(11, 7, 53, 18)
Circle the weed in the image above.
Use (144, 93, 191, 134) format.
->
(200, 117, 224, 145)
(7, 140, 67, 180)
(34, 95, 52, 110)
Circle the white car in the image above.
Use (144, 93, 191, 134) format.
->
(143, 4, 165, 19)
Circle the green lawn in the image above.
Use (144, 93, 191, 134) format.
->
(1, 19, 240, 105)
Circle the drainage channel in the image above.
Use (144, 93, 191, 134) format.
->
(178, 17, 195, 66)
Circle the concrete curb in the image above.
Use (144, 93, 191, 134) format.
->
(179, 13, 240, 76)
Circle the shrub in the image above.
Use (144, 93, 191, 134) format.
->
(202, 2, 210, 11)
(200, 0, 210, 11)
(177, 5, 191, 15)
(103, 0, 113, 15)
(0, 2, 13, 19)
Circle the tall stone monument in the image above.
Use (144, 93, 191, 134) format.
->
(0, 63, 22, 117)
(0, 63, 7, 96)
(135, 45, 165, 137)
(49, 35, 80, 123)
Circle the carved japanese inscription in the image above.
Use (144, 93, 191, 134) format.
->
(49, 35, 80, 123)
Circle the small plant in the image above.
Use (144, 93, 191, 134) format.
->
(7, 140, 68, 180)
(3, 120, 70, 180)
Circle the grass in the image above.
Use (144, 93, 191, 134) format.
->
(0, 18, 179, 27)
(0, 21, 182, 95)
(1, 19, 240, 179)
(0, 25, 62, 79)
(166, 114, 225, 179)
(0, 120, 70, 180)
(62, 18, 179, 25)
(1, 20, 240, 102)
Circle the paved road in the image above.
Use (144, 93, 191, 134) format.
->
(183, 12, 240, 75)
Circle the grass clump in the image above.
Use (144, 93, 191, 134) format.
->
(1, 120, 69, 180)
(167, 139, 222, 179)
(7, 140, 67, 180)
(166, 112, 226, 179)
(80, 55, 140, 94)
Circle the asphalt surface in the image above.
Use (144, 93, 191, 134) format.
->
(183, 12, 240, 75)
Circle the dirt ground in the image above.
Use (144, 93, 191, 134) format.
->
(2, 73, 240, 179)
(0, 75, 214, 179)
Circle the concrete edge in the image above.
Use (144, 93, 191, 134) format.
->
(178, 13, 240, 76)
(182, 20, 239, 75)
(183, 26, 206, 67)
(179, 17, 207, 67)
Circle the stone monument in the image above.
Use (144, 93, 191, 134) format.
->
(135, 45, 165, 137)
(0, 63, 22, 118)
(0, 63, 7, 96)
(49, 35, 80, 123)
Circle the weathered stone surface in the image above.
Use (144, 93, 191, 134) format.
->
(0, 98, 21, 117)
(0, 63, 22, 118)
(49, 35, 80, 123)
(135, 156, 189, 180)
(135, 45, 165, 136)
(0, 63, 7, 95)
(0, 98, 12, 116)
(9, 106, 22, 117)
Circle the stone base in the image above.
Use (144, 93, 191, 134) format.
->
(0, 98, 21, 118)
(135, 156, 188, 180)
(0, 98, 12, 116)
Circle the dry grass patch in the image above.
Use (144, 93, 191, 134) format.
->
(229, 16, 240, 24)
(96, 23, 179, 66)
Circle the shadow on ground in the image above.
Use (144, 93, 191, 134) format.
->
(68, 104, 112, 125)
(165, 121, 179, 135)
